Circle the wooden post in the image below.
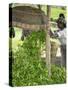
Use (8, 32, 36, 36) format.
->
(46, 5, 51, 77)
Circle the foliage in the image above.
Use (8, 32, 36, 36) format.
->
(51, 65, 66, 84)
(12, 30, 66, 86)
(42, 6, 66, 20)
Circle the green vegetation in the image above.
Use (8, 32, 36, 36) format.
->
(50, 6, 66, 19)
(11, 27, 22, 51)
(11, 31, 66, 86)
(42, 6, 66, 20)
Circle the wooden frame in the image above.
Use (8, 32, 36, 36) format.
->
(9, 6, 48, 30)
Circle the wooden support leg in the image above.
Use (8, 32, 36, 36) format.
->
(46, 30, 51, 77)
(21, 29, 24, 40)
(46, 5, 51, 77)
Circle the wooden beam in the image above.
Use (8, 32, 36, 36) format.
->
(46, 5, 51, 77)
(11, 21, 47, 30)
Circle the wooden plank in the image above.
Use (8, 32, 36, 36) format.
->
(9, 6, 48, 29)
(12, 21, 46, 30)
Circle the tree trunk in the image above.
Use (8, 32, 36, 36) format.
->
(46, 5, 51, 77)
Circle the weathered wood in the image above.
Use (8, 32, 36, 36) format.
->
(12, 21, 47, 30)
(9, 6, 48, 30)
(46, 5, 51, 77)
